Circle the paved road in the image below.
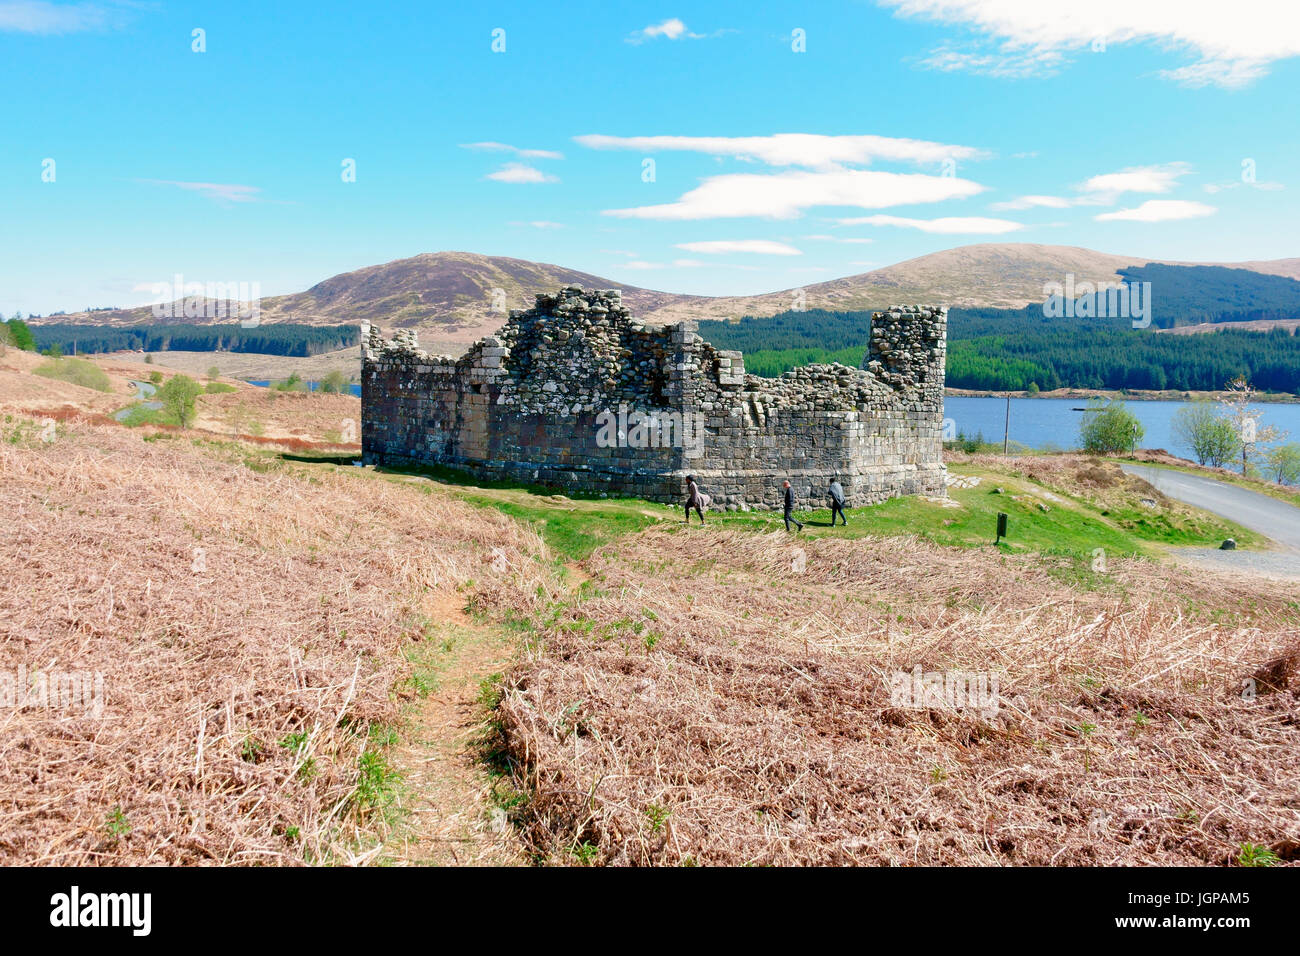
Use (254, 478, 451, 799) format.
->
(1122, 463, 1300, 553)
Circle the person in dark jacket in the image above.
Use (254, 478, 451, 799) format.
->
(684, 475, 707, 524)
(782, 480, 803, 532)
(828, 479, 848, 526)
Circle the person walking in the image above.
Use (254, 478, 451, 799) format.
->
(684, 475, 707, 524)
(828, 479, 848, 526)
(782, 479, 803, 532)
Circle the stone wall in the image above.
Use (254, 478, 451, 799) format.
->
(361, 286, 947, 511)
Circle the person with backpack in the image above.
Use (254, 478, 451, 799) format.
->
(828, 479, 848, 526)
(781, 479, 803, 532)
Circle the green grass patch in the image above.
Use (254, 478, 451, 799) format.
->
(116, 405, 172, 427)
(280, 453, 1265, 566)
(34, 357, 112, 392)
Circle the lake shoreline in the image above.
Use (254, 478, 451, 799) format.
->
(944, 394, 1300, 461)
(945, 387, 1300, 404)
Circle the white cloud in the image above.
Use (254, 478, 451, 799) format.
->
(0, 1, 111, 33)
(619, 258, 756, 271)
(626, 18, 731, 44)
(675, 239, 802, 256)
(631, 18, 692, 42)
(138, 179, 264, 204)
(879, 0, 1300, 88)
(841, 214, 1025, 234)
(802, 234, 875, 243)
(510, 220, 564, 229)
(919, 43, 1065, 78)
(1077, 162, 1190, 200)
(485, 163, 558, 184)
(576, 132, 986, 170)
(604, 168, 984, 220)
(1094, 200, 1217, 222)
(460, 141, 564, 160)
(989, 194, 1072, 210)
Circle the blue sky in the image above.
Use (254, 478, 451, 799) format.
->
(2, 0, 1299, 315)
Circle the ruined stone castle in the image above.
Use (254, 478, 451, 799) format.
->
(361, 287, 947, 510)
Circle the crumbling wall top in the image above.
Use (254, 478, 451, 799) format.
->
(362, 288, 948, 414)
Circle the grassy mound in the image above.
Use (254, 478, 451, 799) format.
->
(33, 357, 112, 392)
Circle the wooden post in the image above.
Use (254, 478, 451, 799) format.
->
(1003, 395, 1011, 455)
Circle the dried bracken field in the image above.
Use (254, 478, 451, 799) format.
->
(0, 413, 548, 864)
(500, 528, 1300, 866)
(3, 360, 1299, 868)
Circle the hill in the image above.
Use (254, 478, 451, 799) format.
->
(32, 253, 706, 354)
(28, 245, 1300, 355)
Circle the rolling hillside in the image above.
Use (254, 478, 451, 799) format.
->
(29, 245, 1300, 354)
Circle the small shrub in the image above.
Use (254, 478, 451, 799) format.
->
(1237, 843, 1279, 867)
(1080, 399, 1143, 455)
(105, 805, 131, 841)
(353, 749, 399, 812)
(157, 374, 202, 428)
(273, 372, 307, 392)
(319, 369, 348, 394)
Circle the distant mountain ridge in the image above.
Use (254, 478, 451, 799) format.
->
(31, 245, 1300, 353)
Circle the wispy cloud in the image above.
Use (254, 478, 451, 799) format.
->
(0, 1, 114, 34)
(1094, 200, 1216, 223)
(576, 132, 986, 170)
(138, 179, 266, 204)
(621, 258, 757, 271)
(675, 239, 802, 256)
(802, 234, 875, 244)
(840, 213, 1025, 234)
(990, 163, 1196, 212)
(989, 194, 1073, 211)
(604, 168, 984, 220)
(918, 43, 1065, 79)
(621, 258, 709, 270)
(1203, 180, 1284, 194)
(630, 18, 694, 42)
(1077, 162, 1191, 201)
(879, 0, 1300, 88)
(625, 18, 731, 45)
(509, 220, 565, 229)
(485, 163, 558, 184)
(460, 141, 564, 160)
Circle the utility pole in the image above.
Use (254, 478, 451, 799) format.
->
(1003, 395, 1011, 455)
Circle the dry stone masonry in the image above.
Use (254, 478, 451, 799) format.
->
(361, 287, 947, 510)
